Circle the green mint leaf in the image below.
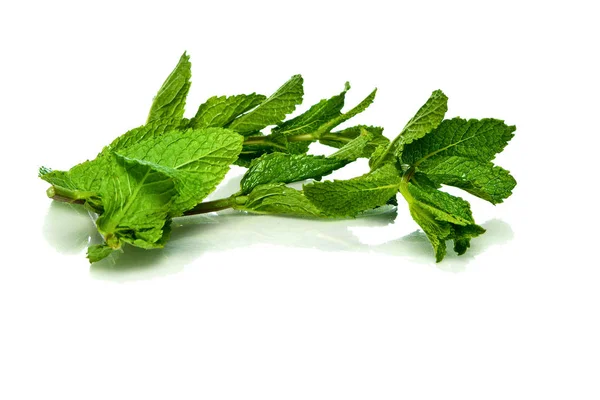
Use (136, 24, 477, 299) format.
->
(86, 244, 116, 263)
(417, 156, 516, 204)
(400, 118, 515, 166)
(96, 153, 177, 250)
(371, 90, 447, 169)
(147, 52, 192, 123)
(41, 117, 189, 210)
(271, 82, 350, 137)
(43, 126, 243, 217)
(119, 127, 243, 214)
(303, 163, 401, 217)
(320, 125, 388, 158)
(235, 183, 325, 217)
(240, 153, 348, 195)
(189, 94, 266, 129)
(228, 75, 304, 134)
(400, 179, 485, 262)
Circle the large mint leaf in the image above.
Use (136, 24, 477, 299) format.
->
(42, 117, 184, 211)
(240, 153, 347, 195)
(228, 75, 304, 134)
(370, 90, 447, 169)
(400, 118, 515, 166)
(119, 127, 243, 214)
(147, 52, 192, 123)
(96, 154, 177, 250)
(417, 156, 516, 204)
(189, 94, 266, 129)
(235, 183, 325, 217)
(304, 163, 401, 217)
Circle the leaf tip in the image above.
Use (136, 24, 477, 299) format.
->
(432, 89, 447, 98)
(39, 166, 52, 177)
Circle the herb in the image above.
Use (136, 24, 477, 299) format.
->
(40, 52, 516, 263)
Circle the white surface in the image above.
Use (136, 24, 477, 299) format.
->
(1, 1, 599, 399)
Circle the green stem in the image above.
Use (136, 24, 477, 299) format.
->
(242, 131, 322, 148)
(242, 136, 287, 150)
(287, 133, 315, 142)
(320, 133, 351, 143)
(183, 196, 237, 215)
(242, 126, 360, 153)
(47, 186, 86, 205)
(46, 185, 94, 203)
(398, 167, 416, 204)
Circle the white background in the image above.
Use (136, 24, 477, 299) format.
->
(1, 1, 599, 399)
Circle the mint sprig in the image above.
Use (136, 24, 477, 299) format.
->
(40, 52, 516, 263)
(306, 92, 516, 261)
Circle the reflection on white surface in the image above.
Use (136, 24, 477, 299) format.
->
(43, 202, 96, 254)
(43, 199, 514, 282)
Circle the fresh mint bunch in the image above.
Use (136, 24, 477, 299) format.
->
(40, 52, 516, 263)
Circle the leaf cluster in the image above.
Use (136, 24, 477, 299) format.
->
(40, 53, 516, 263)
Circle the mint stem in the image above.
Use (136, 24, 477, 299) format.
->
(47, 190, 86, 205)
(183, 196, 236, 215)
(243, 130, 346, 148)
(243, 136, 287, 150)
(287, 133, 315, 142)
